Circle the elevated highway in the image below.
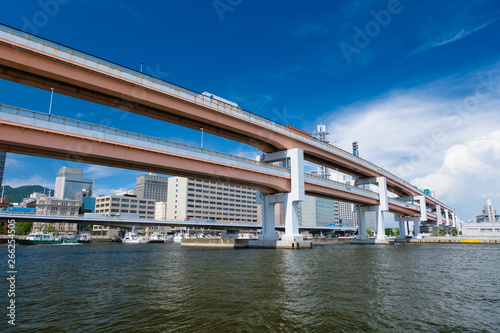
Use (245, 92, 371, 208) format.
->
(0, 24, 450, 211)
(0, 104, 421, 218)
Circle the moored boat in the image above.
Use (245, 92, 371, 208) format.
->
(122, 228, 147, 244)
(148, 232, 166, 243)
(18, 232, 62, 245)
(77, 233, 92, 243)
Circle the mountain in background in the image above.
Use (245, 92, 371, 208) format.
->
(2, 185, 54, 204)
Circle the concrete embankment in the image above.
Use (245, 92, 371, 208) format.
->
(310, 238, 352, 246)
(396, 237, 500, 244)
(181, 238, 250, 248)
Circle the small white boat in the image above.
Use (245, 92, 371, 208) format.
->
(122, 228, 147, 244)
(148, 232, 166, 243)
(172, 231, 193, 243)
(77, 233, 92, 243)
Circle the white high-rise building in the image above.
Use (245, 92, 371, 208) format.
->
(135, 173, 168, 202)
(166, 177, 261, 223)
(155, 201, 168, 220)
(54, 167, 94, 200)
(476, 199, 500, 222)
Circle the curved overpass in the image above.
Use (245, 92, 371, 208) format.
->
(0, 24, 450, 212)
(0, 105, 423, 218)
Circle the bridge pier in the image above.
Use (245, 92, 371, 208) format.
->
(351, 177, 390, 244)
(250, 148, 311, 249)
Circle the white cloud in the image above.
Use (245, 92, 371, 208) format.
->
(3, 175, 52, 189)
(325, 63, 500, 218)
(413, 131, 500, 220)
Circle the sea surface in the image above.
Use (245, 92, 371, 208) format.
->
(1, 241, 500, 332)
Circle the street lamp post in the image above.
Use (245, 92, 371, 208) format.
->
(48, 88, 54, 115)
(201, 128, 204, 148)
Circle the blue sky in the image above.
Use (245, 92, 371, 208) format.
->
(1, 0, 500, 220)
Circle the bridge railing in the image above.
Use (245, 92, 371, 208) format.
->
(304, 174, 379, 198)
(0, 24, 448, 210)
(0, 104, 289, 174)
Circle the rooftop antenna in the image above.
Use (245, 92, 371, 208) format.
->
(314, 124, 330, 143)
(314, 124, 330, 178)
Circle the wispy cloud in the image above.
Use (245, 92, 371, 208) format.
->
(411, 19, 499, 56)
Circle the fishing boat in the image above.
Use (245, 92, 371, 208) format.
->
(122, 228, 147, 244)
(18, 232, 62, 245)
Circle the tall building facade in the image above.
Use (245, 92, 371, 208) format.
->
(155, 201, 168, 220)
(476, 199, 500, 222)
(166, 177, 261, 223)
(299, 196, 337, 227)
(94, 194, 155, 219)
(54, 167, 94, 199)
(135, 173, 168, 202)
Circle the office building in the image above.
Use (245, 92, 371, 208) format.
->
(166, 177, 261, 223)
(54, 167, 94, 199)
(94, 194, 155, 219)
(155, 201, 168, 220)
(299, 196, 337, 227)
(135, 173, 168, 202)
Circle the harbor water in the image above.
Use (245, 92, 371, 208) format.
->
(2, 242, 500, 332)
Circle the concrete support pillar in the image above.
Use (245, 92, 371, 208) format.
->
(374, 205, 386, 242)
(355, 205, 368, 240)
(398, 217, 407, 238)
(413, 217, 421, 236)
(251, 148, 310, 249)
(445, 209, 450, 226)
(452, 212, 457, 228)
(353, 177, 388, 244)
(435, 205, 442, 225)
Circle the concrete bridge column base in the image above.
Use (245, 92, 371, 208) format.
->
(277, 235, 312, 249)
(249, 234, 279, 248)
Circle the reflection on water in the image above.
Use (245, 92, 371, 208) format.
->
(1, 243, 499, 332)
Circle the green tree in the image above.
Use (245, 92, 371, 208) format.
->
(366, 229, 373, 237)
(15, 222, 32, 235)
(450, 228, 458, 236)
(47, 225, 55, 233)
(438, 228, 446, 236)
(395, 228, 400, 236)
(385, 228, 394, 237)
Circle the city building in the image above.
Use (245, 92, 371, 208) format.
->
(54, 167, 94, 199)
(94, 194, 155, 219)
(29, 193, 81, 236)
(35, 193, 81, 216)
(73, 189, 96, 214)
(299, 196, 337, 227)
(476, 199, 500, 222)
(462, 199, 500, 237)
(155, 201, 168, 220)
(135, 173, 168, 202)
(166, 177, 261, 223)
